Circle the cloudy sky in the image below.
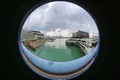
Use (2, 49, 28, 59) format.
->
(23, 1, 99, 37)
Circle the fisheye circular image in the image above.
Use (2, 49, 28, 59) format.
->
(18, 1, 100, 80)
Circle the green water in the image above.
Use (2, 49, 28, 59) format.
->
(28, 39, 82, 62)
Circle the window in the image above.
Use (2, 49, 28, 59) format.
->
(18, 1, 100, 79)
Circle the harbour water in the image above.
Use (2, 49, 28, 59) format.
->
(27, 39, 82, 62)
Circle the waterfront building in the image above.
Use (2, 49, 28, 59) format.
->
(29, 30, 44, 39)
(21, 30, 44, 40)
(72, 30, 89, 38)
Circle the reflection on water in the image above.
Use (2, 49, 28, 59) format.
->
(29, 39, 83, 62)
(46, 39, 68, 49)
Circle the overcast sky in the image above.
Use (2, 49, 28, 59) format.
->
(23, 1, 99, 37)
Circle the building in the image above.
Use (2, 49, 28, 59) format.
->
(29, 30, 44, 39)
(21, 30, 44, 40)
(72, 30, 89, 38)
(30, 31, 43, 35)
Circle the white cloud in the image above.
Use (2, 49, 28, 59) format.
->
(60, 29, 72, 37)
(22, 1, 99, 36)
(56, 28, 61, 32)
(46, 28, 72, 37)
